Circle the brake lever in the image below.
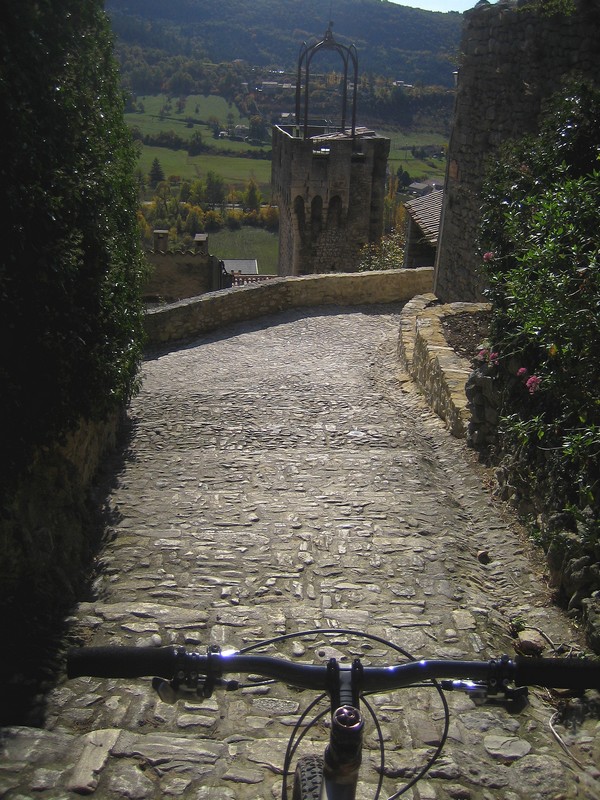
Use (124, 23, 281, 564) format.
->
(152, 643, 240, 704)
(152, 674, 241, 704)
(441, 679, 528, 704)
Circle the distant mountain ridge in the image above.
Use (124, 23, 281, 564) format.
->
(106, 0, 463, 87)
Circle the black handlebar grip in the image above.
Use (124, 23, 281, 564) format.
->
(515, 656, 600, 690)
(67, 646, 180, 679)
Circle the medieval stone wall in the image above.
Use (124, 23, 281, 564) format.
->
(435, 0, 600, 302)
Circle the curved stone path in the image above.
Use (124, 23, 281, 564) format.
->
(1, 305, 599, 800)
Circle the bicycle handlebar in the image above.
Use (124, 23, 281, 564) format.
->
(67, 645, 600, 691)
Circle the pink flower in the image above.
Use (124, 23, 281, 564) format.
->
(517, 367, 528, 378)
(476, 349, 488, 361)
(490, 352, 499, 365)
(526, 375, 541, 394)
(483, 251, 495, 262)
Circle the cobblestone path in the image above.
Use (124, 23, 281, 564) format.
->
(1, 306, 599, 800)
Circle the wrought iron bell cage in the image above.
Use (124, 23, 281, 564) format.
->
(295, 22, 358, 141)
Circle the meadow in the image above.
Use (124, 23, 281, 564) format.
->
(128, 94, 448, 194)
(207, 228, 279, 274)
(126, 94, 246, 137)
(136, 146, 272, 194)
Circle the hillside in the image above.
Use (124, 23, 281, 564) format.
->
(106, 0, 463, 87)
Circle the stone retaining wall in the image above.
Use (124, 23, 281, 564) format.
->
(399, 297, 600, 652)
(399, 295, 490, 437)
(0, 411, 121, 673)
(145, 268, 434, 346)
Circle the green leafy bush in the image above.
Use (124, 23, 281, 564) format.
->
(357, 228, 406, 272)
(479, 79, 600, 539)
(0, 0, 146, 490)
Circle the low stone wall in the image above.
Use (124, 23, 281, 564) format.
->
(400, 296, 600, 652)
(399, 295, 490, 437)
(145, 268, 434, 346)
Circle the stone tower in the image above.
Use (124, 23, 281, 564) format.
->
(271, 24, 390, 276)
(434, 0, 600, 303)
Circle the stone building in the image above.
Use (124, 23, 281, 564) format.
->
(143, 231, 229, 303)
(404, 189, 443, 269)
(271, 24, 390, 276)
(434, 0, 600, 302)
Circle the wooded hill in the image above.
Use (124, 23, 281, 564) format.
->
(106, 0, 463, 88)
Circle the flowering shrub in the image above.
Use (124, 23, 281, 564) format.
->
(475, 348, 499, 367)
(525, 375, 541, 395)
(514, 367, 542, 395)
(479, 78, 600, 538)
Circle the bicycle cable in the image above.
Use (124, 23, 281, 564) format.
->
(236, 628, 451, 800)
(281, 697, 330, 800)
(360, 693, 385, 800)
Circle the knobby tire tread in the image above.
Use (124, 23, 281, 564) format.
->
(292, 755, 325, 800)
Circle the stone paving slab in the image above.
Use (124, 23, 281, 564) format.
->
(1, 305, 599, 800)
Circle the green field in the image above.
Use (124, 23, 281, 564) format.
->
(129, 95, 449, 195)
(382, 128, 448, 183)
(126, 94, 246, 136)
(207, 228, 279, 274)
(129, 94, 273, 194)
(136, 146, 273, 195)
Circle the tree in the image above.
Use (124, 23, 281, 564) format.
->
(396, 167, 412, 188)
(244, 177, 262, 212)
(149, 156, 165, 188)
(0, 0, 146, 486)
(154, 181, 173, 219)
(205, 170, 225, 207)
(187, 130, 205, 156)
(179, 180, 192, 203)
(189, 179, 206, 206)
(248, 114, 268, 141)
(260, 205, 280, 232)
(184, 206, 204, 235)
(204, 209, 224, 231)
(207, 115, 221, 138)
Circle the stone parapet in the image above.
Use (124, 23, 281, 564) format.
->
(145, 268, 434, 346)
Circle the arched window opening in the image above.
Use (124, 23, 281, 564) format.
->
(311, 195, 323, 238)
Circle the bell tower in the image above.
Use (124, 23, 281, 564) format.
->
(271, 23, 390, 276)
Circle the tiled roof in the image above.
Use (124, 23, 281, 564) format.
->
(223, 259, 259, 275)
(405, 190, 443, 244)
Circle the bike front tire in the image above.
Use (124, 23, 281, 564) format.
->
(292, 755, 325, 800)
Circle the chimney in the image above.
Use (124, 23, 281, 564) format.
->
(153, 229, 169, 251)
(194, 233, 209, 256)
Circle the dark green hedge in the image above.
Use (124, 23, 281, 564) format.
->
(0, 0, 146, 491)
